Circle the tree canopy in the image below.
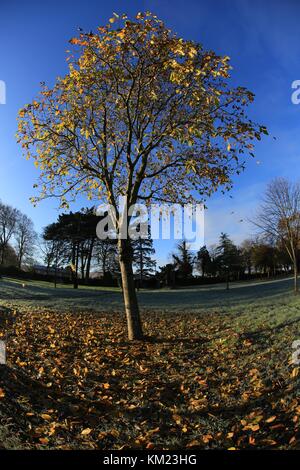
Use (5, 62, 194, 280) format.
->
(17, 12, 265, 211)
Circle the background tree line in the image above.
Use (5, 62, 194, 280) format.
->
(159, 233, 295, 289)
(0, 201, 37, 269)
(1, 195, 298, 292)
(0, 201, 157, 287)
(41, 208, 157, 289)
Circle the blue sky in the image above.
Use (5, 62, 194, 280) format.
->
(0, 0, 300, 264)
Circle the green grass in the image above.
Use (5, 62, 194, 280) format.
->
(1, 275, 300, 449)
(0, 275, 295, 312)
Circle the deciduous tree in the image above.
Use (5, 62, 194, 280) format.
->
(15, 213, 37, 268)
(254, 178, 300, 293)
(0, 202, 18, 265)
(17, 12, 265, 339)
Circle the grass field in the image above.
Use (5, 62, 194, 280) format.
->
(1, 276, 300, 449)
(0, 275, 295, 311)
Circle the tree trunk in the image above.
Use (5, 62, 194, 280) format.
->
(71, 243, 79, 289)
(226, 271, 229, 290)
(54, 264, 57, 289)
(139, 243, 143, 289)
(118, 238, 143, 340)
(86, 238, 94, 281)
(294, 261, 298, 294)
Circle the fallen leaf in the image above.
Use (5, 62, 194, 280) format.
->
(81, 428, 92, 436)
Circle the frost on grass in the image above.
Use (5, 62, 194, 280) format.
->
(0, 279, 300, 449)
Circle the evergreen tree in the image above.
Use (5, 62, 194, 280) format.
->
(215, 233, 243, 289)
(195, 245, 211, 277)
(95, 238, 119, 277)
(132, 233, 156, 287)
(43, 209, 99, 288)
(158, 263, 176, 288)
(172, 240, 193, 281)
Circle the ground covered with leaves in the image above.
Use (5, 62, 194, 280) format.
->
(1, 288, 300, 449)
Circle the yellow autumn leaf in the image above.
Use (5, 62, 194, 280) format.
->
(291, 367, 299, 378)
(81, 428, 92, 435)
(266, 416, 276, 423)
(40, 413, 52, 421)
(250, 424, 260, 432)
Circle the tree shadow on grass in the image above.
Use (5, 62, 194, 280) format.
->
(243, 317, 300, 338)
